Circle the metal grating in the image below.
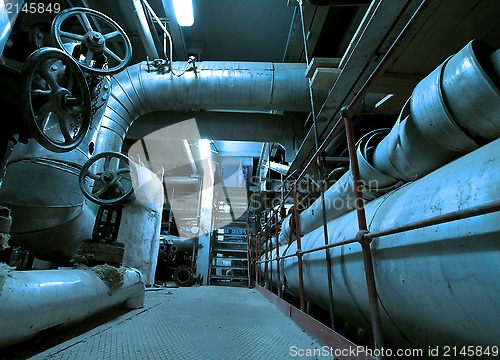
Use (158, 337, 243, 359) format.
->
(14, 286, 333, 359)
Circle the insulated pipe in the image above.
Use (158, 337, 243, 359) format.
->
(278, 129, 402, 245)
(0, 77, 111, 263)
(0, 141, 96, 262)
(117, 161, 164, 286)
(94, 62, 313, 154)
(128, 0, 160, 59)
(0, 0, 23, 56)
(0, 266, 145, 348)
(279, 41, 500, 245)
(264, 139, 500, 350)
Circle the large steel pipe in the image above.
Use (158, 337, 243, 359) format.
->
(265, 139, 500, 350)
(0, 266, 145, 348)
(94, 62, 314, 153)
(117, 161, 165, 286)
(279, 41, 499, 247)
(0, 141, 96, 262)
(441, 41, 500, 139)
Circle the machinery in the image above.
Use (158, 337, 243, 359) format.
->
(157, 233, 201, 287)
(0, 3, 156, 348)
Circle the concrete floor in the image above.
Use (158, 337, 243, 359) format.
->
(4, 286, 333, 359)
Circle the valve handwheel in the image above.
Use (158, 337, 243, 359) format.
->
(20, 48, 91, 153)
(80, 152, 134, 205)
(52, 8, 132, 75)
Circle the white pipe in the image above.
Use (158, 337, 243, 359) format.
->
(95, 61, 314, 154)
(0, 266, 145, 348)
(278, 42, 500, 246)
(263, 139, 500, 350)
(118, 161, 165, 286)
(0, 142, 96, 262)
(129, 0, 160, 59)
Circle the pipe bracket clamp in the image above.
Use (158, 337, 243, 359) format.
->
(356, 229, 371, 245)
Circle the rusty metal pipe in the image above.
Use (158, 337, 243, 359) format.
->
(274, 209, 282, 297)
(293, 183, 306, 312)
(344, 113, 384, 352)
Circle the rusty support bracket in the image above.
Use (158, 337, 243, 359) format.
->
(274, 209, 282, 298)
(293, 183, 306, 312)
(344, 113, 384, 353)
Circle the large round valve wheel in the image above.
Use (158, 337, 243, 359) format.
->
(79, 152, 134, 205)
(52, 7, 132, 75)
(20, 47, 91, 153)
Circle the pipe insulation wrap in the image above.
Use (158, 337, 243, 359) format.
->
(263, 138, 500, 349)
(0, 266, 145, 348)
(95, 62, 313, 153)
(0, 141, 96, 262)
(278, 40, 500, 247)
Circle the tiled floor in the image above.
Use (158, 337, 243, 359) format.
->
(4, 286, 333, 359)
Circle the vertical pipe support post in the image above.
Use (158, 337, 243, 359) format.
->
(343, 109, 385, 354)
(293, 183, 306, 312)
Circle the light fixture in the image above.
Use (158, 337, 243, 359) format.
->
(172, 0, 194, 27)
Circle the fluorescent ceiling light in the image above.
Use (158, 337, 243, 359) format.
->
(172, 0, 194, 27)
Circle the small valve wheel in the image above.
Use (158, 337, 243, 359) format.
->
(79, 151, 134, 205)
(20, 47, 91, 152)
(52, 8, 132, 75)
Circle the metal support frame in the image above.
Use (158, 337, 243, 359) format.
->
(343, 112, 384, 351)
(256, 233, 261, 285)
(264, 225, 269, 289)
(247, 233, 253, 288)
(293, 183, 306, 312)
(268, 222, 273, 290)
(316, 154, 336, 329)
(274, 209, 282, 298)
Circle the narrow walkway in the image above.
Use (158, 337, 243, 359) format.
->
(14, 286, 332, 359)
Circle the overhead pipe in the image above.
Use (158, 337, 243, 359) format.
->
(0, 59, 313, 263)
(0, 265, 145, 348)
(163, 177, 200, 186)
(94, 61, 316, 154)
(269, 161, 290, 175)
(263, 138, 500, 350)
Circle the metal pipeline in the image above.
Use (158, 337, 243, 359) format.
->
(0, 141, 97, 263)
(117, 161, 164, 286)
(0, 265, 145, 348)
(0, 61, 313, 263)
(130, 0, 160, 59)
(278, 40, 500, 246)
(94, 61, 314, 154)
(264, 138, 500, 349)
(0, 75, 112, 263)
